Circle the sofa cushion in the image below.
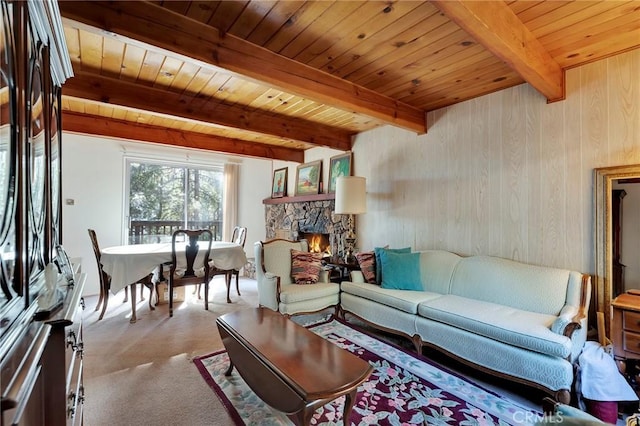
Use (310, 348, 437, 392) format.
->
(449, 256, 574, 315)
(279, 282, 340, 304)
(290, 249, 322, 284)
(374, 246, 411, 285)
(379, 250, 422, 291)
(341, 281, 441, 314)
(416, 250, 462, 293)
(355, 251, 376, 284)
(418, 295, 572, 358)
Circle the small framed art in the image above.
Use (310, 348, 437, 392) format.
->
(328, 152, 352, 193)
(271, 167, 288, 198)
(295, 160, 322, 196)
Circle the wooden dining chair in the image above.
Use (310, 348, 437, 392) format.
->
(168, 229, 213, 317)
(229, 226, 247, 294)
(88, 229, 155, 321)
(199, 226, 247, 303)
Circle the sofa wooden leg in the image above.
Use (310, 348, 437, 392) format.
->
(555, 389, 571, 405)
(412, 334, 423, 353)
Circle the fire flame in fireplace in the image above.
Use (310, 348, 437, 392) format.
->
(306, 234, 331, 256)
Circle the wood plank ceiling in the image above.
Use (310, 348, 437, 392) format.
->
(59, 1, 640, 162)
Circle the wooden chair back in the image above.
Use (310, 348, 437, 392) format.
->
(170, 229, 213, 280)
(232, 226, 247, 248)
(88, 229, 110, 287)
(88, 229, 112, 319)
(169, 229, 213, 316)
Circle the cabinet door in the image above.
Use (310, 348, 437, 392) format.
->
(0, 0, 24, 339)
(26, 28, 46, 302)
(49, 87, 61, 248)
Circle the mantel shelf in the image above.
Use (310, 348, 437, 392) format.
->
(263, 193, 335, 205)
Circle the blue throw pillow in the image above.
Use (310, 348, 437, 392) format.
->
(379, 250, 422, 291)
(374, 246, 411, 285)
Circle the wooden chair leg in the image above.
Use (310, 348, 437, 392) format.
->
(139, 283, 145, 302)
(225, 273, 232, 304)
(235, 271, 241, 296)
(123, 286, 129, 303)
(204, 281, 209, 311)
(155, 282, 160, 306)
(169, 282, 174, 317)
(146, 280, 155, 311)
(130, 284, 137, 323)
(94, 286, 104, 312)
(98, 287, 110, 320)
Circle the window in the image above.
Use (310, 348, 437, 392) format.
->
(126, 160, 223, 244)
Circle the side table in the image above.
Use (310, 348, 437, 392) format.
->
(323, 258, 360, 283)
(612, 293, 640, 369)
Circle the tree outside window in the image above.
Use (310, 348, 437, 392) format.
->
(127, 161, 223, 244)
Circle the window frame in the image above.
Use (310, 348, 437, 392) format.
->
(122, 156, 224, 244)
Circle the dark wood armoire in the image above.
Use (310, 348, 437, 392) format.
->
(0, 1, 85, 425)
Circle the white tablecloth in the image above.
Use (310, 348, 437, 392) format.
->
(101, 241, 248, 294)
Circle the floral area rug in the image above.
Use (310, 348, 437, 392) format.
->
(194, 319, 541, 425)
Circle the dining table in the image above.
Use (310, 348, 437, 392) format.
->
(101, 241, 248, 322)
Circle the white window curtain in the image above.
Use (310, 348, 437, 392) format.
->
(222, 163, 238, 241)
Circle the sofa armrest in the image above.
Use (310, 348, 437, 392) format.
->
(349, 270, 366, 283)
(256, 272, 280, 311)
(552, 274, 591, 338)
(551, 306, 581, 337)
(319, 268, 330, 283)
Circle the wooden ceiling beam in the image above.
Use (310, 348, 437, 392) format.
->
(62, 111, 305, 162)
(431, 0, 565, 102)
(59, 1, 427, 134)
(63, 71, 351, 151)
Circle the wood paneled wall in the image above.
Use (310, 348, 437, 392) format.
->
(353, 49, 639, 275)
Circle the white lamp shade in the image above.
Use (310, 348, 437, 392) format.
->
(335, 176, 366, 214)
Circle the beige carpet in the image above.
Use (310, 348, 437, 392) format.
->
(82, 276, 259, 426)
(83, 276, 549, 426)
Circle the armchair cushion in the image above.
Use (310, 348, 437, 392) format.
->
(291, 249, 323, 284)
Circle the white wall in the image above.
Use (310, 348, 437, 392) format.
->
(618, 183, 640, 290)
(351, 49, 640, 275)
(61, 133, 271, 296)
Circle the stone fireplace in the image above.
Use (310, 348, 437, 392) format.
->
(264, 196, 350, 259)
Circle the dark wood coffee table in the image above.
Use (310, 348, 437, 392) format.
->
(216, 308, 373, 426)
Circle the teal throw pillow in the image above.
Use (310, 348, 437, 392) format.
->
(374, 246, 411, 285)
(379, 250, 422, 291)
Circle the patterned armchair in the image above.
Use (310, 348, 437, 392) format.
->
(254, 239, 340, 317)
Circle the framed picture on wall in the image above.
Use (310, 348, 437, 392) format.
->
(271, 167, 288, 198)
(328, 152, 352, 193)
(295, 160, 322, 196)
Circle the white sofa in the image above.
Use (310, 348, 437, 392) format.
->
(339, 250, 591, 404)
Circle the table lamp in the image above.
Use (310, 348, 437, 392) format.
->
(335, 176, 366, 263)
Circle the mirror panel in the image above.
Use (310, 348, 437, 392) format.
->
(0, 0, 22, 338)
(50, 87, 60, 247)
(594, 164, 640, 335)
(26, 35, 46, 296)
